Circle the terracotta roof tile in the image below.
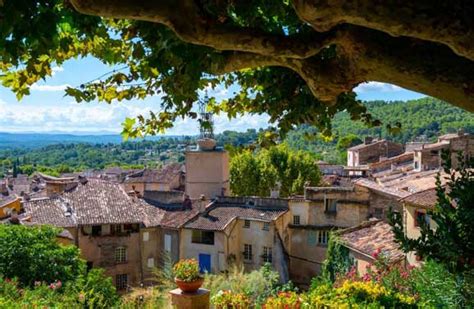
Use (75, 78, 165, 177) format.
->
(400, 187, 438, 209)
(124, 163, 182, 184)
(23, 179, 162, 227)
(339, 220, 404, 262)
(185, 203, 287, 231)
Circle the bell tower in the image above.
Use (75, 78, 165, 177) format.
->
(185, 93, 230, 199)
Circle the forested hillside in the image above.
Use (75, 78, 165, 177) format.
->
(1, 97, 472, 174)
(286, 97, 474, 163)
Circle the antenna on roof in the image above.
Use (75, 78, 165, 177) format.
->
(198, 90, 214, 140)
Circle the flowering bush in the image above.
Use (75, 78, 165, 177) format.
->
(263, 291, 301, 309)
(305, 280, 416, 308)
(173, 259, 201, 282)
(211, 290, 251, 308)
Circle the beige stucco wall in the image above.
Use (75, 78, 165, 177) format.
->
(180, 228, 228, 273)
(185, 150, 230, 199)
(404, 204, 438, 265)
(285, 190, 370, 285)
(348, 250, 373, 276)
(140, 227, 162, 285)
(179, 217, 283, 274)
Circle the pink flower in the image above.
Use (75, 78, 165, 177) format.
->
(371, 248, 382, 259)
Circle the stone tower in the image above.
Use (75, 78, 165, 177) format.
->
(185, 93, 230, 199)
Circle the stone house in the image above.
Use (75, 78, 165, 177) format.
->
(338, 220, 405, 275)
(399, 188, 438, 265)
(180, 197, 288, 279)
(0, 182, 21, 219)
(123, 163, 184, 196)
(347, 138, 404, 168)
(284, 186, 370, 285)
(185, 145, 230, 199)
(23, 177, 164, 290)
(414, 131, 474, 171)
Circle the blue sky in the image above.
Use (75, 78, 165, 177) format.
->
(0, 57, 425, 135)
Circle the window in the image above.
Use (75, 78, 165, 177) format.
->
(115, 274, 128, 290)
(262, 222, 270, 231)
(243, 220, 250, 228)
(143, 231, 149, 242)
(86, 261, 93, 271)
(414, 210, 430, 228)
(191, 230, 215, 245)
(91, 225, 102, 236)
(164, 234, 172, 252)
(243, 244, 252, 261)
(111, 224, 122, 235)
(147, 257, 155, 268)
(318, 230, 329, 245)
(307, 231, 317, 246)
(115, 247, 127, 263)
(373, 208, 384, 219)
(293, 215, 301, 225)
(325, 199, 337, 213)
(123, 224, 139, 233)
(263, 247, 272, 263)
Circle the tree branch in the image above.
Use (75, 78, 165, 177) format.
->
(293, 0, 474, 61)
(70, 0, 336, 59)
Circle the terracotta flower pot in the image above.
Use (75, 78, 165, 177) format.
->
(175, 277, 204, 293)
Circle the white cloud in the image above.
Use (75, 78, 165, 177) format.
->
(30, 83, 71, 92)
(354, 81, 402, 93)
(0, 99, 271, 135)
(51, 66, 64, 76)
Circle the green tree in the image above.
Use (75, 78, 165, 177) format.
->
(230, 150, 262, 197)
(336, 134, 362, 163)
(389, 154, 474, 272)
(2, 1, 474, 138)
(0, 225, 85, 287)
(230, 144, 320, 197)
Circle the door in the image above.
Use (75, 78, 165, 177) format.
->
(198, 254, 211, 273)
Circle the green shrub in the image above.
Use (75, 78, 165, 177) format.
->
(0, 225, 85, 287)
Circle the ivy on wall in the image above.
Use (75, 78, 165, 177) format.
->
(321, 233, 352, 282)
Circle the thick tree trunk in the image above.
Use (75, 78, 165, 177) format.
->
(70, 0, 474, 112)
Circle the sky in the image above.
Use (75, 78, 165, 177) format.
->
(0, 57, 425, 135)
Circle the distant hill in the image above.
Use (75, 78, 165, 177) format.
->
(0, 132, 176, 149)
(286, 97, 474, 163)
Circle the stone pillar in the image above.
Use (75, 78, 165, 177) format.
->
(169, 288, 210, 309)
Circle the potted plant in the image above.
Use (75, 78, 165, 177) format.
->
(173, 259, 204, 293)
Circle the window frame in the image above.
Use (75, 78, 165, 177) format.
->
(324, 198, 337, 213)
(293, 215, 301, 225)
(115, 246, 127, 264)
(318, 230, 329, 245)
(243, 220, 251, 229)
(243, 244, 253, 262)
(262, 222, 270, 231)
(262, 246, 272, 263)
(191, 230, 215, 245)
(115, 274, 128, 290)
(414, 209, 429, 228)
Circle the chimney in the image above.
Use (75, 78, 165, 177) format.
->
(364, 136, 373, 145)
(78, 175, 88, 185)
(0, 183, 8, 196)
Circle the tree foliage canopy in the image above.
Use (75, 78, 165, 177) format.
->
(2, 1, 473, 137)
(230, 144, 320, 197)
(389, 154, 474, 273)
(0, 224, 84, 286)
